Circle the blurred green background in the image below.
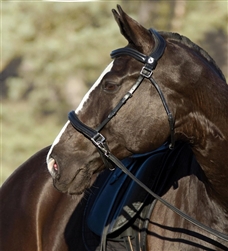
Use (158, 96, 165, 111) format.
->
(1, 1, 227, 185)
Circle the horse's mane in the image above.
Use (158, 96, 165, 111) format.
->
(159, 31, 227, 82)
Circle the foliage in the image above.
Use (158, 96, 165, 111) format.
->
(1, 1, 227, 184)
(2, 2, 126, 115)
(1, 100, 61, 184)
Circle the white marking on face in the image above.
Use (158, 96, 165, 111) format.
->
(75, 61, 114, 114)
(46, 61, 114, 168)
(46, 121, 69, 171)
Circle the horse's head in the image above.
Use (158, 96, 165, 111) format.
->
(46, 5, 217, 195)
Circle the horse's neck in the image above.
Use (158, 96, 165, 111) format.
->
(175, 79, 228, 210)
(193, 134, 228, 210)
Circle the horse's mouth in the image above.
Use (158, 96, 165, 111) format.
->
(48, 154, 104, 195)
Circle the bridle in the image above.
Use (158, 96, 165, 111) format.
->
(69, 29, 175, 151)
(69, 29, 174, 170)
(68, 29, 228, 242)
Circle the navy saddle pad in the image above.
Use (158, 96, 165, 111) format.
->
(87, 143, 171, 236)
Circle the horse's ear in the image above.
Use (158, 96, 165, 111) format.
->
(112, 5, 154, 53)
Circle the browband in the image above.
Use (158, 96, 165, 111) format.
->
(110, 29, 166, 68)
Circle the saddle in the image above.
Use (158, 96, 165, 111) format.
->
(87, 144, 168, 236)
(83, 142, 200, 251)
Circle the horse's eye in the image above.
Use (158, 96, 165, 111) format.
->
(102, 82, 121, 94)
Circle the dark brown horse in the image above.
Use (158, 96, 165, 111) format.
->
(1, 5, 228, 251)
(46, 5, 228, 250)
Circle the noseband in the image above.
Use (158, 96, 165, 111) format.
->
(68, 29, 228, 242)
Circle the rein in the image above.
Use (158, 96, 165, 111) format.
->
(68, 29, 228, 242)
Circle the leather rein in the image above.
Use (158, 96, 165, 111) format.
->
(68, 29, 228, 242)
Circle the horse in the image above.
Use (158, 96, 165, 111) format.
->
(1, 5, 227, 251)
(46, 4, 228, 250)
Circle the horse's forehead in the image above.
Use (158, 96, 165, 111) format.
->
(76, 61, 114, 114)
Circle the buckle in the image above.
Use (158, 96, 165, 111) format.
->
(91, 133, 106, 145)
(140, 65, 153, 78)
(91, 133, 109, 156)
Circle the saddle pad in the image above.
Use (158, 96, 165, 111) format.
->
(87, 143, 170, 236)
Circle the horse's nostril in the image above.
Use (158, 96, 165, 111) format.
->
(53, 162, 58, 171)
(48, 158, 59, 177)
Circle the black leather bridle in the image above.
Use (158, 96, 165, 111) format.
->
(68, 29, 228, 242)
(69, 29, 175, 151)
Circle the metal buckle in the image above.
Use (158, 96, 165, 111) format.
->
(140, 65, 153, 78)
(91, 132, 106, 145)
(91, 133, 109, 156)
